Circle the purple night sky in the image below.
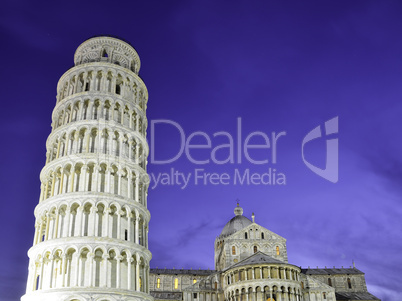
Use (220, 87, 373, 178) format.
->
(1, 1, 402, 300)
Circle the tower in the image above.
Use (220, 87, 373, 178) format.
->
(21, 36, 152, 301)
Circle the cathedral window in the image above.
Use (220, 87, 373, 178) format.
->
(328, 278, 332, 286)
(276, 246, 280, 255)
(193, 293, 198, 299)
(245, 232, 248, 239)
(253, 246, 258, 253)
(215, 282, 218, 289)
(174, 278, 179, 289)
(261, 233, 264, 239)
(323, 292, 327, 299)
(232, 246, 236, 255)
(157, 278, 161, 288)
(116, 85, 121, 95)
(347, 278, 352, 289)
(85, 83, 89, 91)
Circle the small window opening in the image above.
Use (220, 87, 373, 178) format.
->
(157, 278, 161, 288)
(254, 246, 258, 253)
(35, 275, 40, 290)
(125, 229, 128, 241)
(215, 282, 218, 289)
(245, 233, 248, 239)
(116, 85, 121, 95)
(323, 292, 327, 299)
(174, 278, 178, 289)
(328, 278, 332, 286)
(261, 233, 264, 239)
(193, 278, 197, 284)
(193, 293, 197, 299)
(102, 50, 108, 57)
(232, 246, 236, 255)
(347, 278, 352, 289)
(301, 281, 304, 289)
(85, 83, 89, 91)
(276, 246, 280, 255)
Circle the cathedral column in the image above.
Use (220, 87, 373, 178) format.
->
(106, 167, 112, 193)
(102, 254, 109, 287)
(38, 258, 44, 290)
(127, 212, 133, 241)
(61, 254, 67, 287)
(88, 252, 95, 286)
(88, 206, 97, 236)
(117, 170, 123, 195)
(62, 207, 70, 237)
(76, 206, 84, 237)
(33, 223, 39, 245)
(87, 100, 94, 120)
(76, 253, 83, 286)
(85, 131, 91, 153)
(78, 100, 85, 120)
(128, 140, 133, 160)
(39, 183, 45, 202)
(46, 256, 54, 288)
(80, 164, 88, 191)
(93, 165, 100, 192)
(128, 257, 134, 290)
(116, 210, 122, 240)
(135, 212, 139, 244)
(54, 210, 60, 239)
(50, 174, 56, 197)
(276, 290, 282, 301)
(104, 208, 111, 237)
(127, 171, 133, 199)
(56, 139, 61, 159)
(135, 254, 140, 292)
(44, 213, 50, 241)
(58, 168, 65, 194)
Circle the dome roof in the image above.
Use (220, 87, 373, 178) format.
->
(220, 203, 252, 237)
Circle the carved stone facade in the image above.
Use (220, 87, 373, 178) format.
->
(149, 204, 380, 301)
(21, 36, 152, 301)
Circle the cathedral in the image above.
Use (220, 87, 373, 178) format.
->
(21, 36, 380, 301)
(149, 204, 380, 301)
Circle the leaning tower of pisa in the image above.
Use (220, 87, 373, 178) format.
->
(21, 36, 152, 301)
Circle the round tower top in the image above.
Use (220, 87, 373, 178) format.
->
(234, 202, 243, 216)
(74, 36, 141, 74)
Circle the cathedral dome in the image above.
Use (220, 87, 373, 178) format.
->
(220, 203, 252, 237)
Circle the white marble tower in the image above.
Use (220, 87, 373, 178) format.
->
(21, 36, 153, 301)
